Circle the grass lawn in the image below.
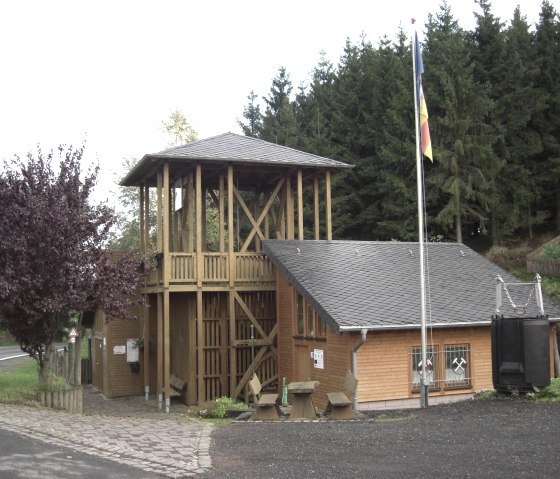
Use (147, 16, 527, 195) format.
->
(0, 362, 40, 406)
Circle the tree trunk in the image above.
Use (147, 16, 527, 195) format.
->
(455, 212, 462, 243)
(38, 342, 53, 384)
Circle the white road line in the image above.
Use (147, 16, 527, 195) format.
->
(0, 354, 28, 361)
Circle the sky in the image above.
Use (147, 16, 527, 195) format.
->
(0, 0, 547, 204)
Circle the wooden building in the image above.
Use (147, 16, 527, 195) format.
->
(262, 240, 560, 410)
(118, 132, 351, 409)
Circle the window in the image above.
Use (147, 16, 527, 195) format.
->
(444, 344, 471, 388)
(294, 291, 326, 340)
(295, 293, 305, 336)
(411, 346, 439, 391)
(410, 344, 472, 392)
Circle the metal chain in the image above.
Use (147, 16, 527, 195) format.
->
(501, 282, 535, 313)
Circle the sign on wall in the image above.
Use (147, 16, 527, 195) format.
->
(313, 349, 324, 369)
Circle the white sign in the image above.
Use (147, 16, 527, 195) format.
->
(113, 345, 126, 355)
(127, 339, 139, 363)
(313, 349, 324, 369)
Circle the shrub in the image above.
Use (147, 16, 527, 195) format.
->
(201, 396, 249, 418)
(541, 243, 560, 261)
(533, 379, 560, 402)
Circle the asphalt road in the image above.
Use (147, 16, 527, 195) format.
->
(0, 428, 156, 479)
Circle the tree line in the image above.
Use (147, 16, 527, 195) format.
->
(238, 0, 560, 246)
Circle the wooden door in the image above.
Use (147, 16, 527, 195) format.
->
(294, 344, 311, 381)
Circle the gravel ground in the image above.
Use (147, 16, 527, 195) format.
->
(206, 399, 560, 479)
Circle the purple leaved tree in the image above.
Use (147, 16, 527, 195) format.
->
(0, 145, 145, 383)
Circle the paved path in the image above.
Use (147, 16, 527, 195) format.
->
(0, 386, 212, 478)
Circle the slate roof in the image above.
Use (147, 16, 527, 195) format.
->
(262, 240, 560, 334)
(120, 132, 352, 186)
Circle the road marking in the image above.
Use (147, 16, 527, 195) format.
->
(0, 354, 28, 361)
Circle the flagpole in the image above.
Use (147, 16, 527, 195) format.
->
(412, 25, 429, 408)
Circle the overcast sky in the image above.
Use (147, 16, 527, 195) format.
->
(0, 0, 547, 202)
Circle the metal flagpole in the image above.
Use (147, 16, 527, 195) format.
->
(412, 23, 429, 408)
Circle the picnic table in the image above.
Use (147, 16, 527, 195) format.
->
(287, 380, 319, 420)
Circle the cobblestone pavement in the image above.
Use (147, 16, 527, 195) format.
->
(0, 386, 212, 478)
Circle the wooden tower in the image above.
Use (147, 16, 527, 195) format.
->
(120, 133, 351, 408)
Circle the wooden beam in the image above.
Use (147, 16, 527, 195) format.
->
(233, 291, 267, 339)
(314, 175, 320, 240)
(286, 172, 294, 239)
(228, 290, 237, 397)
(187, 298, 197, 404)
(187, 171, 194, 253)
(275, 186, 287, 239)
(163, 163, 170, 288)
(233, 187, 265, 242)
(238, 178, 285, 253)
(197, 289, 204, 403)
(140, 186, 145, 254)
(297, 169, 303, 240)
(195, 164, 203, 287)
(143, 293, 150, 398)
(144, 179, 150, 252)
(163, 289, 170, 408)
(157, 293, 163, 405)
(325, 169, 332, 240)
(227, 166, 235, 287)
(157, 169, 163, 252)
(219, 175, 225, 253)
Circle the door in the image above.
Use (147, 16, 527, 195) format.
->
(294, 344, 311, 381)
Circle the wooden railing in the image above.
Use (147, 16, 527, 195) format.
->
(235, 253, 275, 282)
(170, 253, 195, 282)
(204, 253, 228, 281)
(146, 252, 275, 285)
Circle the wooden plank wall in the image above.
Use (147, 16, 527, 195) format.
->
(356, 327, 493, 404)
(105, 319, 144, 398)
(275, 272, 498, 410)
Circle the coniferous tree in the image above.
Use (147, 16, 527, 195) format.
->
(238, 90, 263, 138)
(261, 67, 299, 147)
(423, 3, 495, 243)
(532, 1, 560, 231)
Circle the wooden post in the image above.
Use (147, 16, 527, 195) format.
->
(286, 172, 294, 240)
(157, 169, 163, 253)
(187, 171, 194, 253)
(140, 186, 145, 254)
(144, 179, 150, 252)
(163, 163, 171, 412)
(144, 294, 150, 400)
(197, 289, 204, 404)
(227, 165, 237, 397)
(219, 174, 225, 253)
(196, 164, 203, 286)
(314, 175, 320, 240)
(325, 169, 332, 240)
(157, 293, 163, 410)
(297, 169, 304, 240)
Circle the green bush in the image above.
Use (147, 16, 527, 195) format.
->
(533, 379, 560, 402)
(541, 243, 560, 260)
(202, 396, 249, 418)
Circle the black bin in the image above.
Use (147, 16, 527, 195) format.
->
(491, 315, 550, 391)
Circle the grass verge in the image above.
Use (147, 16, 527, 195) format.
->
(0, 362, 40, 406)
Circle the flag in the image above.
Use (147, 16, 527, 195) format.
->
(414, 32, 433, 162)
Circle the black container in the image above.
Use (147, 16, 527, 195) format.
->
(491, 315, 550, 391)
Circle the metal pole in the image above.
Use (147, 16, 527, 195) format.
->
(413, 27, 429, 408)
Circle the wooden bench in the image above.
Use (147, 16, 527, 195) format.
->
(248, 374, 280, 421)
(325, 370, 358, 420)
(169, 374, 186, 399)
